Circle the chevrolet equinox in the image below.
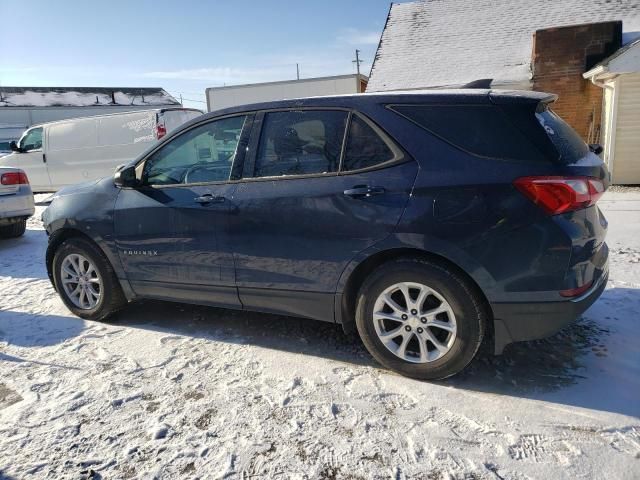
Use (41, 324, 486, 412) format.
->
(42, 90, 609, 379)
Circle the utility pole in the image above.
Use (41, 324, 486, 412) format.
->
(296, 63, 300, 80)
(353, 49, 362, 76)
(180, 94, 183, 105)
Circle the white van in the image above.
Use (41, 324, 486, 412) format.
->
(0, 108, 202, 192)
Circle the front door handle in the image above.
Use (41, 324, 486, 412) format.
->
(194, 194, 225, 205)
(343, 185, 386, 198)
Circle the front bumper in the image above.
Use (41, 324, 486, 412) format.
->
(491, 265, 609, 354)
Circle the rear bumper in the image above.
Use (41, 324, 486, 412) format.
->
(0, 189, 35, 224)
(491, 265, 608, 354)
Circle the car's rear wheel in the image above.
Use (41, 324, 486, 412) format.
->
(0, 219, 27, 238)
(355, 258, 486, 380)
(53, 237, 126, 321)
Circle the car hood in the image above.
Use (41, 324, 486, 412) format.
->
(51, 177, 105, 198)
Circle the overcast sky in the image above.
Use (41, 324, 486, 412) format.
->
(1, 0, 394, 109)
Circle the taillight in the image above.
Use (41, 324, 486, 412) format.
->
(560, 281, 593, 298)
(156, 122, 167, 139)
(513, 176, 605, 215)
(0, 171, 29, 185)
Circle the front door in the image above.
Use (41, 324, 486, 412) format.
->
(113, 114, 251, 308)
(13, 127, 51, 191)
(227, 109, 418, 321)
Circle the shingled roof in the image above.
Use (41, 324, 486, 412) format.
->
(367, 0, 640, 92)
(0, 87, 180, 107)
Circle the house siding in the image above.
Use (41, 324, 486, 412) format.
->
(612, 73, 640, 184)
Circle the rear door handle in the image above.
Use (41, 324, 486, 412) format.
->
(194, 194, 226, 205)
(343, 185, 386, 198)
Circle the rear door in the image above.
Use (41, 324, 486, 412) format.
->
(160, 109, 203, 135)
(227, 109, 418, 321)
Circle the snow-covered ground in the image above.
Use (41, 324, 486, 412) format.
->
(1, 192, 639, 480)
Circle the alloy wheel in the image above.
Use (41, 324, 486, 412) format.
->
(372, 281, 457, 363)
(60, 253, 102, 310)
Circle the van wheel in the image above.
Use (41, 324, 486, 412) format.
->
(0, 219, 27, 238)
(355, 258, 485, 380)
(53, 237, 126, 321)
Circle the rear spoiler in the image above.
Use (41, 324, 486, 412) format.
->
(461, 79, 493, 89)
(489, 91, 558, 108)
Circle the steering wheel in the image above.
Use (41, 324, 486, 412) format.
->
(183, 154, 235, 184)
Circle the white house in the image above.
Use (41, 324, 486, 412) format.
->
(584, 39, 640, 184)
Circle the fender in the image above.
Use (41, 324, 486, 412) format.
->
(335, 231, 497, 297)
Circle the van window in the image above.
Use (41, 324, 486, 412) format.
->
(19, 128, 43, 151)
(342, 115, 395, 171)
(143, 115, 246, 186)
(391, 105, 547, 162)
(254, 110, 347, 178)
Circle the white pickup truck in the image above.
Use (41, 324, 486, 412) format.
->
(0, 167, 35, 238)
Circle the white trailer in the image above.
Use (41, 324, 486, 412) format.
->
(206, 74, 368, 112)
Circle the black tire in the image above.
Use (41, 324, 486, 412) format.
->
(355, 258, 486, 380)
(0, 219, 27, 238)
(52, 237, 126, 321)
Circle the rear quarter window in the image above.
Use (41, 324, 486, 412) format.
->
(390, 104, 548, 163)
(535, 109, 589, 164)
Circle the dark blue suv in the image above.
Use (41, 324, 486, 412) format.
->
(42, 90, 609, 379)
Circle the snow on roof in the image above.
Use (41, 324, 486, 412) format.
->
(0, 87, 180, 108)
(367, 0, 640, 92)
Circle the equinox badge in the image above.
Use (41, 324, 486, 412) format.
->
(123, 250, 158, 256)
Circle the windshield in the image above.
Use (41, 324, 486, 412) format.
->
(535, 109, 589, 164)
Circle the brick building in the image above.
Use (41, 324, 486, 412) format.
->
(366, 1, 640, 181)
(531, 22, 622, 142)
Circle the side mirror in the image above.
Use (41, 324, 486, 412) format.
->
(9, 141, 21, 153)
(589, 143, 603, 155)
(114, 165, 138, 188)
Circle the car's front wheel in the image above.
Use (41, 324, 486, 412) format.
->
(53, 237, 126, 321)
(355, 258, 486, 380)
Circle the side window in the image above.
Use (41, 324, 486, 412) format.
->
(390, 105, 546, 162)
(342, 115, 395, 171)
(143, 115, 246, 186)
(254, 110, 347, 178)
(20, 128, 43, 152)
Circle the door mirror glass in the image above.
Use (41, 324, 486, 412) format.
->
(9, 140, 20, 152)
(114, 165, 138, 188)
(142, 115, 247, 186)
(253, 110, 347, 178)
